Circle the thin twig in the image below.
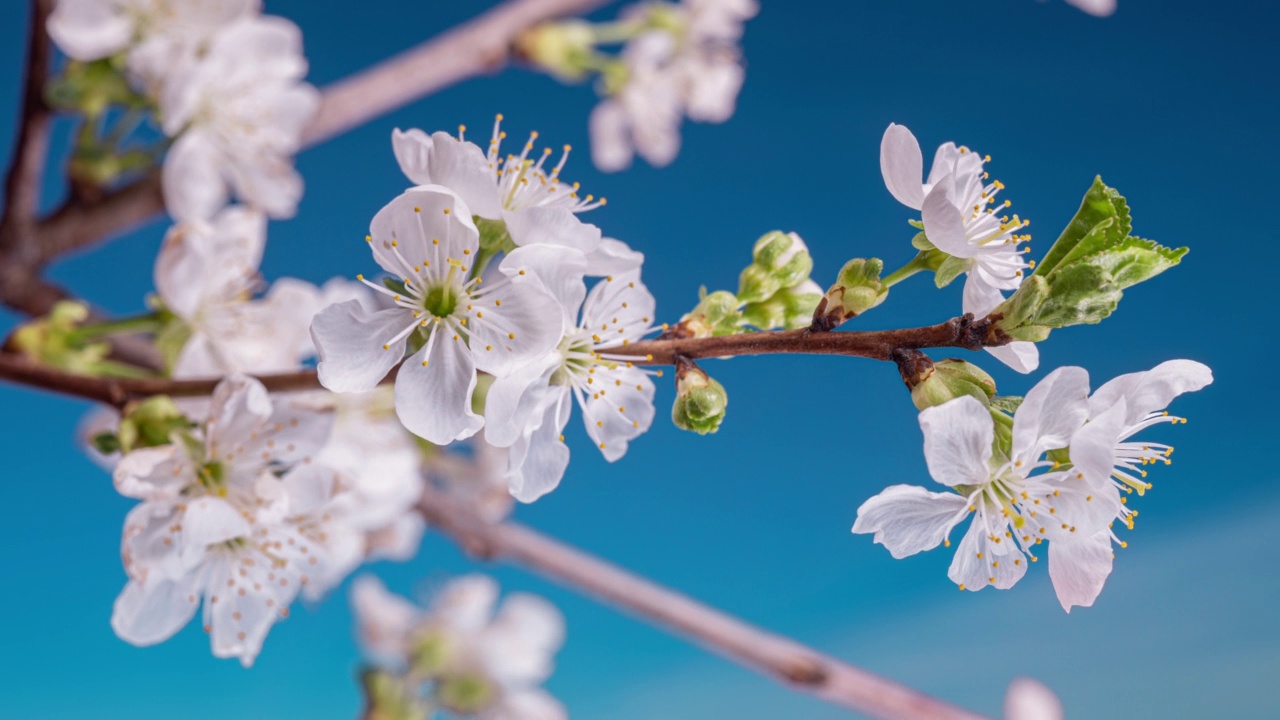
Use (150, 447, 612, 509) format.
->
(417, 485, 991, 720)
(33, 0, 611, 261)
(0, 0, 54, 266)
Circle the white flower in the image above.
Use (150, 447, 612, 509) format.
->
(1061, 0, 1116, 17)
(160, 16, 318, 221)
(880, 123, 1038, 373)
(353, 574, 567, 720)
(298, 388, 427, 600)
(110, 375, 337, 666)
(1068, 359, 1212, 544)
(153, 207, 317, 376)
(47, 0, 258, 86)
(391, 116, 640, 276)
(590, 32, 684, 172)
(310, 186, 563, 445)
(852, 367, 1121, 610)
(1005, 677, 1064, 720)
(484, 247, 659, 502)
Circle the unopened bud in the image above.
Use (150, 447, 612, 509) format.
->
(740, 279, 823, 331)
(909, 359, 996, 411)
(737, 231, 813, 304)
(679, 289, 742, 337)
(117, 396, 190, 453)
(672, 365, 728, 434)
(515, 21, 597, 82)
(812, 258, 888, 330)
(437, 674, 496, 714)
(11, 300, 111, 373)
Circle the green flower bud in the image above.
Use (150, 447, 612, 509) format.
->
(515, 21, 597, 82)
(741, 279, 824, 331)
(679, 289, 742, 337)
(361, 669, 430, 720)
(436, 674, 496, 715)
(812, 258, 888, 330)
(736, 231, 813, 304)
(11, 301, 111, 373)
(909, 359, 997, 411)
(45, 58, 140, 117)
(410, 630, 451, 677)
(115, 396, 190, 453)
(671, 365, 728, 434)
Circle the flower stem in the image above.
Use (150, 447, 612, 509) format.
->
(882, 251, 935, 288)
(68, 312, 163, 341)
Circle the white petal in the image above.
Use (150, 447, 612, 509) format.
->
(920, 180, 977, 259)
(1068, 399, 1127, 488)
(919, 396, 993, 487)
(480, 690, 567, 720)
(181, 497, 251, 557)
(1012, 366, 1089, 463)
(206, 374, 274, 446)
(502, 244, 589, 325)
(1005, 678, 1064, 720)
(508, 390, 573, 503)
(482, 593, 565, 684)
(962, 272, 1007, 319)
(1048, 530, 1114, 612)
(468, 281, 563, 377)
(852, 485, 969, 558)
(391, 128, 435, 186)
(111, 575, 202, 647)
(579, 270, 656, 338)
(47, 0, 132, 61)
(483, 360, 559, 449)
(985, 342, 1039, 374)
(1089, 359, 1213, 423)
(280, 462, 336, 517)
(580, 366, 655, 463)
(163, 131, 228, 223)
(312, 302, 411, 393)
(394, 332, 483, 444)
(368, 185, 478, 280)
(879, 123, 925, 210)
(424, 131, 501, 217)
(351, 575, 419, 664)
(589, 101, 634, 173)
(583, 237, 644, 276)
(504, 207, 603, 254)
(948, 517, 1027, 591)
(432, 574, 499, 633)
(114, 446, 190, 501)
(1063, 0, 1116, 17)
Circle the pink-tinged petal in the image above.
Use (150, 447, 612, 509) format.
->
(502, 244, 589, 325)
(852, 484, 969, 558)
(919, 396, 993, 487)
(369, 185, 478, 279)
(924, 142, 961, 188)
(1012, 366, 1089, 463)
(589, 101, 634, 173)
(163, 131, 228, 223)
(1048, 530, 1114, 612)
(505, 207, 603, 254)
(921, 180, 978, 258)
(394, 333, 483, 444)
(111, 574, 202, 647)
(424, 131, 502, 218)
(1069, 399, 1127, 488)
(880, 123, 925, 210)
(468, 280, 563, 377)
(508, 390, 573, 503)
(985, 342, 1039, 374)
(312, 302, 411, 393)
(1005, 678, 1064, 720)
(391, 128, 434, 186)
(948, 517, 1027, 591)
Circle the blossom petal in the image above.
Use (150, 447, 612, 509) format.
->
(1069, 398, 1128, 488)
(962, 272, 1007, 319)
(920, 179, 977, 259)
(163, 131, 228, 223)
(985, 341, 1039, 374)
(480, 690, 567, 720)
(482, 593, 565, 684)
(880, 123, 925, 210)
(312, 302, 411, 393)
(114, 446, 191, 501)
(1005, 678, 1064, 720)
(508, 390, 573, 503)
(502, 244, 589, 326)
(505, 207, 603, 254)
(431, 574, 498, 633)
(589, 100, 634, 173)
(207, 374, 274, 448)
(369, 185, 478, 280)
(391, 128, 434, 186)
(579, 271, 656, 340)
(468, 280, 563, 377)
(483, 359, 559, 449)
(1012, 366, 1089, 463)
(948, 517, 1027, 591)
(1048, 530, 1114, 612)
(111, 575, 202, 647)
(1089, 359, 1213, 423)
(580, 366, 655, 463)
(181, 497, 252, 559)
(424, 131, 502, 217)
(919, 396, 993, 487)
(852, 484, 969, 558)
(394, 332, 483, 444)
(47, 0, 132, 61)
(351, 575, 419, 665)
(583, 237, 645, 276)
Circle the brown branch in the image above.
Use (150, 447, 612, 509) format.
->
(417, 485, 991, 720)
(33, 0, 612, 262)
(0, 0, 54, 266)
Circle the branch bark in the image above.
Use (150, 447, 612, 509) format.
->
(32, 0, 611, 262)
(0, 0, 54, 268)
(417, 485, 991, 720)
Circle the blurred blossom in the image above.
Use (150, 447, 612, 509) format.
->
(353, 574, 567, 719)
(1004, 677, 1064, 720)
(426, 432, 517, 524)
(1061, 0, 1116, 17)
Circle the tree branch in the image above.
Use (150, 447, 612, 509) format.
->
(417, 485, 991, 720)
(0, 0, 54, 266)
(32, 0, 611, 261)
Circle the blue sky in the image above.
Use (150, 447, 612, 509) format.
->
(1, 0, 1277, 717)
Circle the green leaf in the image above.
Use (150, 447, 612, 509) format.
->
(1085, 236, 1187, 290)
(1034, 176, 1130, 278)
(910, 231, 935, 251)
(989, 396, 1024, 414)
(1034, 262, 1122, 327)
(154, 319, 192, 375)
(934, 255, 968, 288)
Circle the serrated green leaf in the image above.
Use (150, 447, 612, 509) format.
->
(1034, 176, 1130, 278)
(1035, 262, 1122, 327)
(1085, 237, 1187, 290)
(911, 231, 935, 251)
(934, 255, 968, 288)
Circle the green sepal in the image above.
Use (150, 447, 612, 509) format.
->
(910, 231, 936, 251)
(933, 254, 968, 289)
(153, 317, 193, 376)
(989, 395, 1024, 414)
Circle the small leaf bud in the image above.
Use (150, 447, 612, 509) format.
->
(671, 364, 728, 434)
(909, 359, 997, 411)
(737, 231, 813, 304)
(811, 258, 888, 331)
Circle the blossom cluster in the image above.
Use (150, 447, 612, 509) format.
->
(47, 0, 318, 221)
(354, 575, 567, 719)
(853, 360, 1211, 610)
(312, 118, 661, 502)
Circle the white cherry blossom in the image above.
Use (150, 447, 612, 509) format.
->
(1061, 0, 1116, 17)
(590, 31, 684, 172)
(880, 123, 1038, 373)
(484, 247, 659, 502)
(310, 185, 563, 445)
(353, 574, 567, 720)
(160, 15, 318, 221)
(391, 116, 640, 276)
(110, 375, 337, 666)
(853, 367, 1120, 610)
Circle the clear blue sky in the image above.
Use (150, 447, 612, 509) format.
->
(1, 0, 1276, 717)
